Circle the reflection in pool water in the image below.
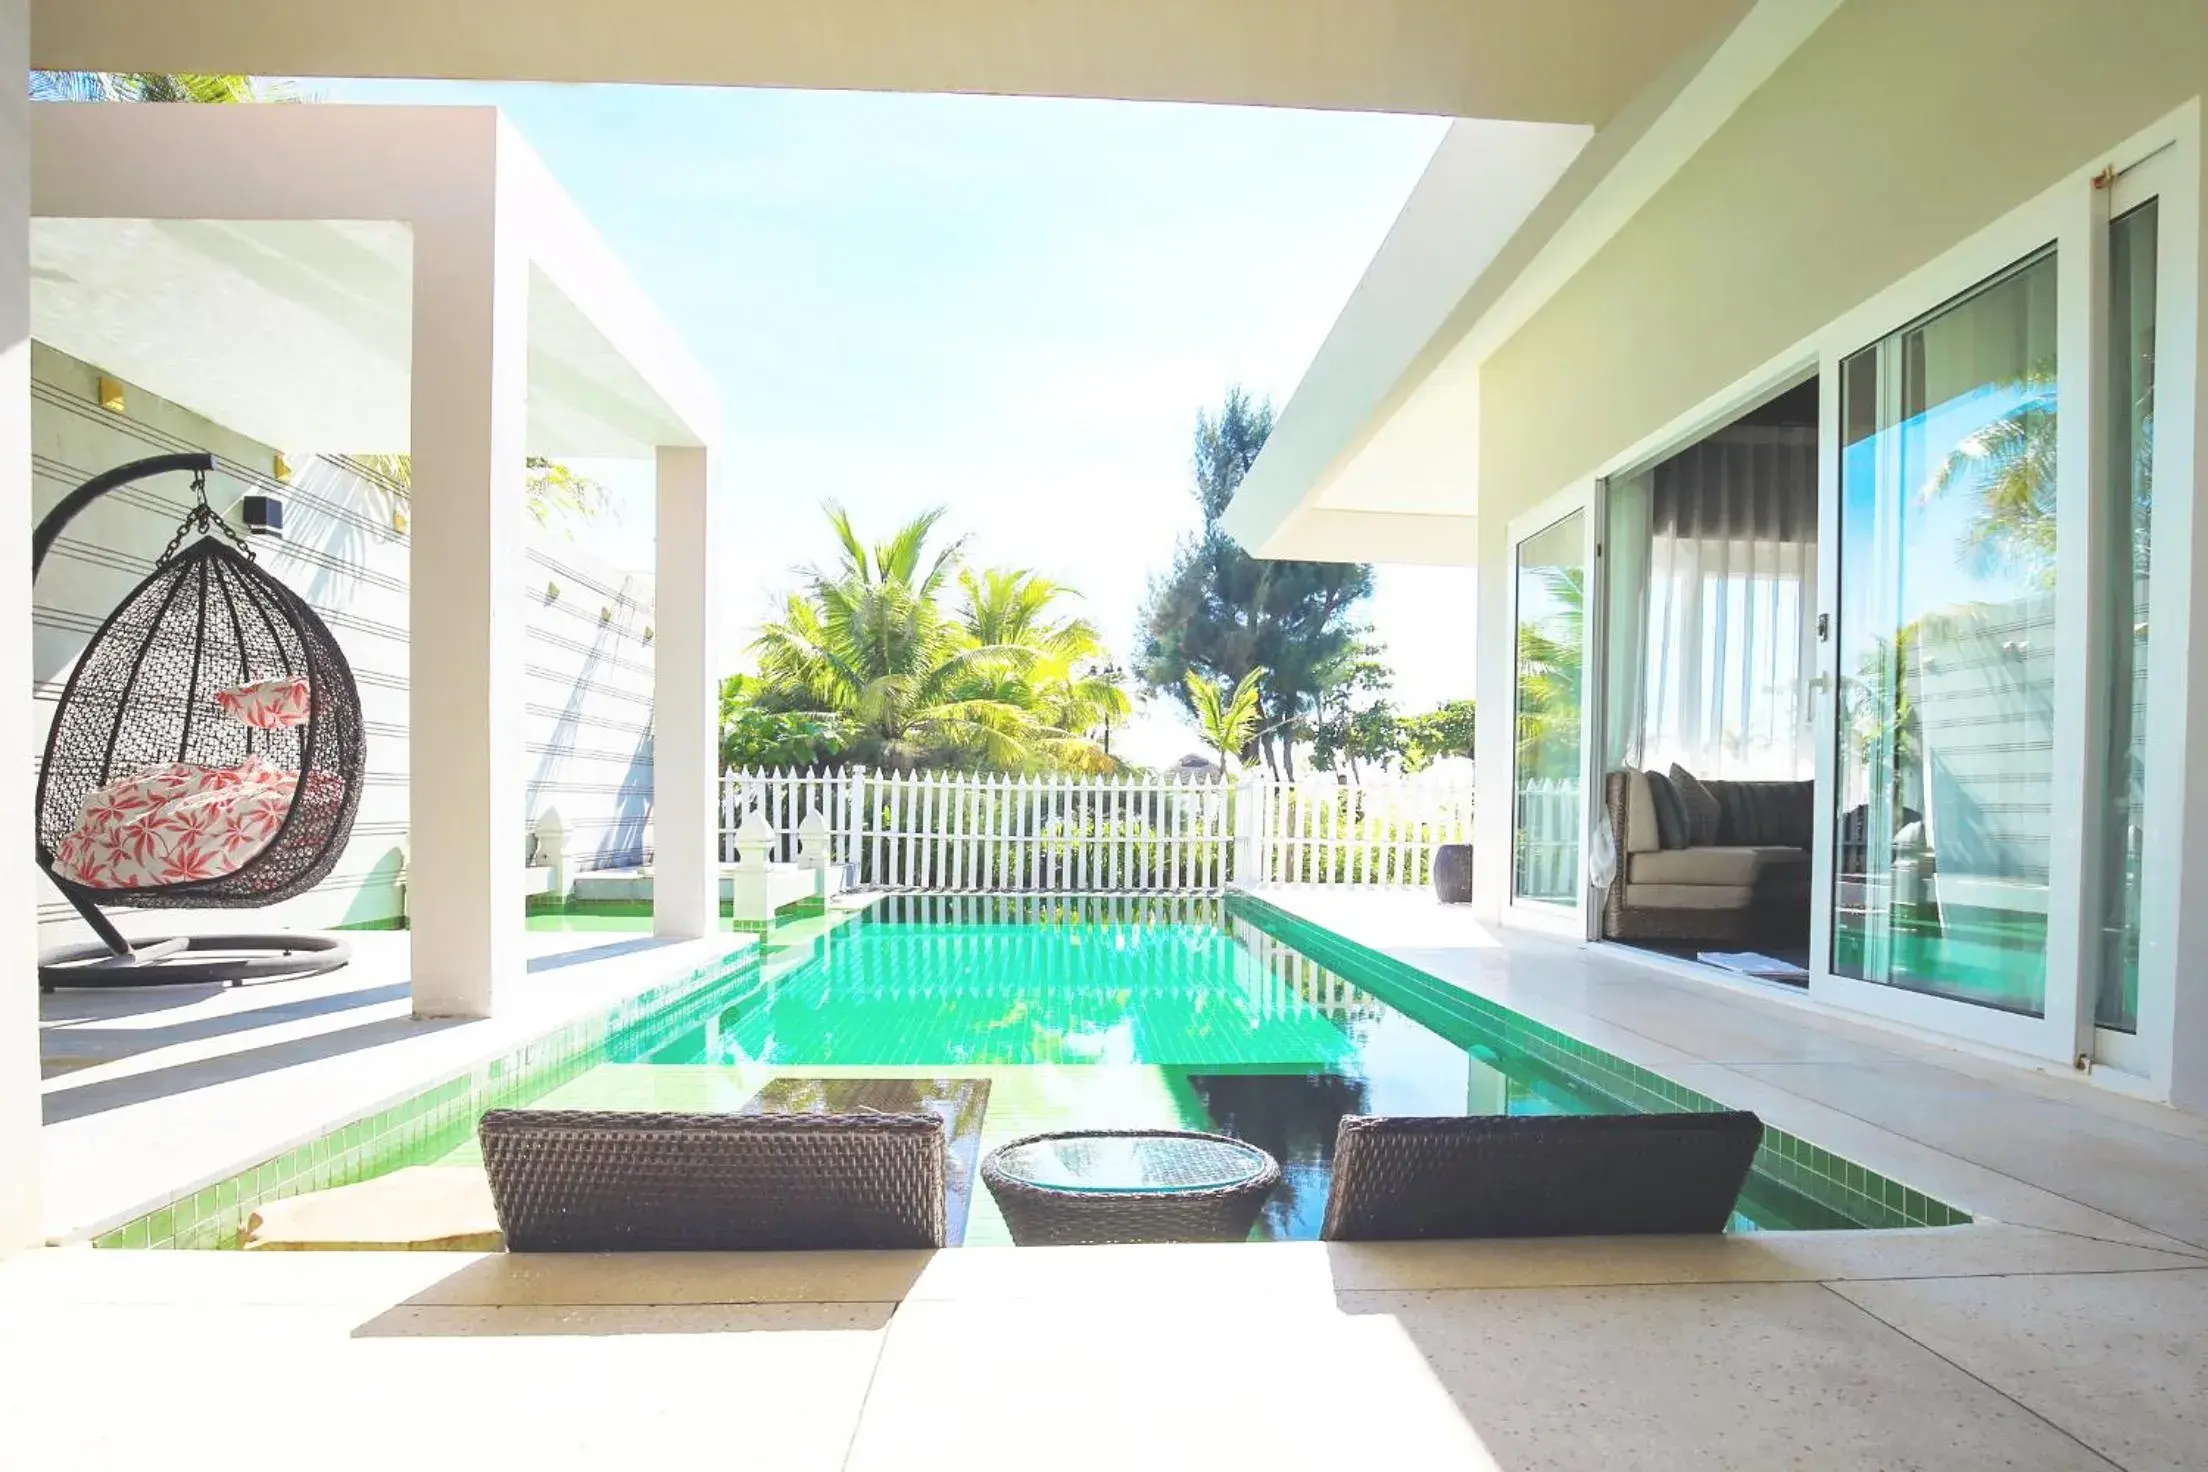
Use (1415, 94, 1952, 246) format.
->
(593, 895, 1866, 1236)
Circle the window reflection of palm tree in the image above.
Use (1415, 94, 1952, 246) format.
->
(1514, 564, 1583, 777)
(1920, 366, 2058, 587)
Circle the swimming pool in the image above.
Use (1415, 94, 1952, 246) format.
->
(106, 891, 1968, 1248)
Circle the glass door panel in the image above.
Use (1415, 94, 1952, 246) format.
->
(1512, 510, 1586, 906)
(2095, 200, 2158, 1035)
(1831, 249, 2058, 1016)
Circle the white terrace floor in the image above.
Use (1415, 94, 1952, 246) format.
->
(36, 927, 757, 1242)
(6, 887, 2206, 1470)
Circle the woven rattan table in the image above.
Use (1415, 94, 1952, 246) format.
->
(980, 1129, 1279, 1245)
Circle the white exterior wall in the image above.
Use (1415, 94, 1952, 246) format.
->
(1473, 0, 2208, 926)
(1452, 0, 2208, 1105)
(29, 342, 656, 947)
(522, 540, 656, 876)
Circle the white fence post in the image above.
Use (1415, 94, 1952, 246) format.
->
(719, 772, 738, 863)
(1231, 777, 1257, 886)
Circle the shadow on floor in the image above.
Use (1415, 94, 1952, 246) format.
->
(348, 1250, 932, 1338)
(525, 936, 686, 973)
(42, 1011, 467, 1124)
(41, 981, 413, 1072)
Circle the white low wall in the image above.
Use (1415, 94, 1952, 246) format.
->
(28, 342, 654, 945)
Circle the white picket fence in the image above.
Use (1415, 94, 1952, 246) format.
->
(720, 767, 1474, 894)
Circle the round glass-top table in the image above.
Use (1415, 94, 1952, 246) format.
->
(980, 1129, 1280, 1245)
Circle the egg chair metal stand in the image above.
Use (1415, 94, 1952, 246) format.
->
(33, 452, 365, 989)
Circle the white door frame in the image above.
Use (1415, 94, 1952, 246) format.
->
(1805, 180, 2086, 1066)
(1564, 102, 2199, 1089)
(2095, 134, 2201, 1083)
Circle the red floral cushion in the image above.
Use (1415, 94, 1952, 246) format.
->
(52, 756, 301, 889)
(212, 675, 311, 731)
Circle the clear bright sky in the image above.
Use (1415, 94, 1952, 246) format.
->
(312, 78, 1471, 764)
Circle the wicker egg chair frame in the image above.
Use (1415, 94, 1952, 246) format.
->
(33, 452, 364, 988)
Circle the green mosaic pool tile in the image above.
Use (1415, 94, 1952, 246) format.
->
(107, 899, 1970, 1247)
(1226, 891, 1968, 1232)
(95, 942, 767, 1250)
(622, 915, 1359, 1071)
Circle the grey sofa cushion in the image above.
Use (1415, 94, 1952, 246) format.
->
(1622, 883, 1757, 910)
(1629, 846, 1774, 887)
(1668, 765, 1723, 846)
(1709, 779, 1815, 848)
(1643, 769, 1690, 849)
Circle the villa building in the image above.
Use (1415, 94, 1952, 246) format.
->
(4, 5, 2205, 1469)
(1227, 0, 2208, 1113)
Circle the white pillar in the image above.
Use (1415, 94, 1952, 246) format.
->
(406, 175, 528, 1019)
(653, 443, 717, 939)
(0, 0, 41, 1254)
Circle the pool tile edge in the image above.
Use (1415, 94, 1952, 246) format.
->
(1224, 890, 1970, 1232)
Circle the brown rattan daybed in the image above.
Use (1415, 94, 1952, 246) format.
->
(1319, 1111, 1763, 1241)
(478, 1109, 948, 1251)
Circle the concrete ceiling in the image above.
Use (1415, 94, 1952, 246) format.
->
(31, 217, 692, 457)
(35, 0, 1754, 123)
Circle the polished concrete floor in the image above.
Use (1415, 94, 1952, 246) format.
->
(2, 1227, 2200, 1471)
(37, 927, 757, 1240)
(11, 886, 2206, 1469)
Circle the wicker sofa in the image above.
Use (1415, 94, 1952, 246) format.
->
(1600, 768, 1812, 945)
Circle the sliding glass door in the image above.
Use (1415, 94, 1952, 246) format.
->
(2090, 145, 2184, 1073)
(1510, 500, 1589, 914)
(1829, 250, 2060, 1018)
(1799, 124, 2194, 1074)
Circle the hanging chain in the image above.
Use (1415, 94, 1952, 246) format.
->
(157, 469, 258, 565)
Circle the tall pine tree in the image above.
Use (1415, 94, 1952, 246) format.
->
(1136, 388, 1375, 777)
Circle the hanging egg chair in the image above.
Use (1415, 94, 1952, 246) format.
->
(34, 452, 366, 987)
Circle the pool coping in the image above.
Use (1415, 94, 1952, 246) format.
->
(96, 889, 1966, 1249)
(1224, 890, 1970, 1231)
(78, 938, 765, 1250)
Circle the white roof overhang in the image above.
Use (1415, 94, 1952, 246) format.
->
(29, 103, 718, 459)
(1221, 0, 1842, 565)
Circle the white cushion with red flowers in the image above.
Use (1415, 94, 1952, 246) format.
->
(52, 755, 301, 890)
(212, 675, 312, 731)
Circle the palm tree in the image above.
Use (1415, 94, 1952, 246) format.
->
(1922, 368, 2058, 588)
(956, 568, 1127, 772)
(1186, 667, 1267, 774)
(752, 507, 1064, 770)
(1514, 564, 1584, 778)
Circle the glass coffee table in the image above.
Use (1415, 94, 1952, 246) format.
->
(980, 1129, 1280, 1245)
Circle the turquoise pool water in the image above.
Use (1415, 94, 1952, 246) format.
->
(112, 892, 1968, 1249)
(569, 894, 1937, 1239)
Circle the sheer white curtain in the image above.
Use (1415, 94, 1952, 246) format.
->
(1608, 425, 1817, 780)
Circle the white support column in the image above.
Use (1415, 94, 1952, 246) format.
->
(406, 172, 529, 1019)
(653, 443, 717, 939)
(0, 0, 40, 1253)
